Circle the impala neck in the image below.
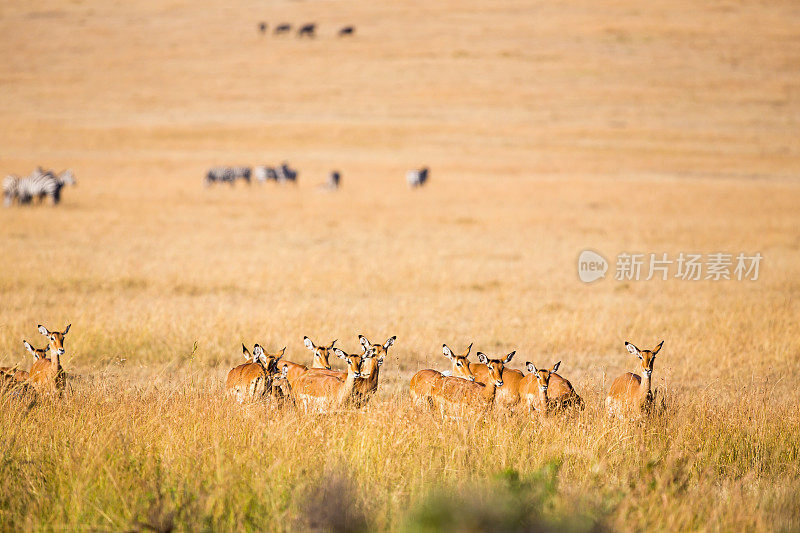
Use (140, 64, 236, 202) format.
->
(538, 386, 549, 411)
(337, 372, 359, 406)
(362, 358, 380, 389)
(49, 343, 61, 370)
(482, 380, 498, 404)
(640, 371, 652, 402)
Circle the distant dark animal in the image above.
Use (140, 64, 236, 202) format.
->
(406, 167, 429, 188)
(277, 162, 298, 184)
(254, 166, 279, 183)
(297, 23, 316, 38)
(328, 171, 340, 189)
(338, 26, 355, 37)
(258, 22, 267, 34)
(205, 166, 252, 186)
(274, 23, 291, 35)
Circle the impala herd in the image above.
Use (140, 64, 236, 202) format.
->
(1, 324, 666, 419)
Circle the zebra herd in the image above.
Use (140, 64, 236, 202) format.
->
(205, 162, 298, 187)
(3, 167, 76, 207)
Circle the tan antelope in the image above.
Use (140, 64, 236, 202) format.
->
(5, 340, 50, 384)
(291, 347, 371, 411)
(28, 324, 70, 395)
(606, 340, 664, 418)
(279, 337, 338, 386)
(409, 343, 476, 407)
(225, 344, 284, 403)
(469, 350, 524, 409)
(429, 350, 514, 416)
(520, 361, 584, 415)
(267, 363, 295, 408)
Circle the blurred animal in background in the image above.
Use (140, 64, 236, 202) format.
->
(205, 166, 251, 186)
(277, 162, 298, 184)
(323, 171, 340, 191)
(254, 165, 279, 183)
(406, 167, 429, 188)
(297, 23, 316, 38)
(274, 23, 291, 35)
(3, 167, 76, 207)
(258, 22, 267, 34)
(338, 26, 355, 37)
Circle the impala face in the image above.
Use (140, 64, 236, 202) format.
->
(23, 340, 49, 360)
(526, 361, 562, 391)
(358, 335, 396, 368)
(38, 324, 70, 356)
(304, 336, 337, 369)
(476, 350, 515, 387)
(442, 343, 475, 381)
(625, 341, 663, 378)
(333, 348, 368, 378)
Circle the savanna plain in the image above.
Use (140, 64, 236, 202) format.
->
(1, 0, 800, 531)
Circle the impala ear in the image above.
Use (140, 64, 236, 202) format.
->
(465, 342, 473, 356)
(23, 341, 35, 356)
(63, 324, 71, 335)
(625, 342, 641, 358)
(526, 361, 536, 373)
(652, 341, 664, 355)
(384, 336, 396, 350)
(442, 344, 454, 359)
(303, 336, 314, 350)
(257, 351, 268, 366)
(552, 361, 561, 372)
(359, 335, 370, 349)
(503, 351, 516, 364)
(281, 364, 289, 377)
(334, 348, 346, 360)
(44, 344, 50, 352)
(242, 343, 252, 359)
(329, 339, 337, 349)
(38, 325, 49, 336)
(477, 352, 488, 364)
(280, 347, 286, 357)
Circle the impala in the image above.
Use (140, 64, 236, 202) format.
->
(606, 340, 663, 418)
(429, 351, 514, 416)
(409, 343, 476, 407)
(28, 324, 70, 395)
(291, 348, 370, 411)
(226, 344, 283, 403)
(469, 349, 523, 409)
(520, 361, 583, 415)
(280, 338, 337, 386)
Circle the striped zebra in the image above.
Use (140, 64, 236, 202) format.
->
(406, 167, 429, 188)
(5, 168, 75, 206)
(254, 166, 278, 183)
(205, 166, 251, 186)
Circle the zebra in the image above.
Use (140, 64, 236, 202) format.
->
(338, 26, 355, 37)
(274, 23, 291, 35)
(3, 174, 20, 207)
(15, 168, 75, 205)
(406, 167, 429, 188)
(297, 23, 316, 38)
(277, 162, 298, 184)
(254, 166, 278, 183)
(205, 166, 251, 186)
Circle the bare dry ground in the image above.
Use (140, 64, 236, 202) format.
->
(1, 0, 799, 531)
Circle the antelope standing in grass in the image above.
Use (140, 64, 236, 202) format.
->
(225, 344, 284, 403)
(429, 351, 514, 416)
(469, 350, 524, 409)
(28, 324, 70, 395)
(291, 348, 370, 411)
(520, 361, 583, 415)
(279, 337, 338, 386)
(606, 341, 663, 419)
(267, 363, 295, 408)
(409, 343, 476, 407)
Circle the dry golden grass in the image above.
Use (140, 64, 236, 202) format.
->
(1, 0, 800, 530)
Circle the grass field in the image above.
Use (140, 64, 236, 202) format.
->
(1, 0, 800, 531)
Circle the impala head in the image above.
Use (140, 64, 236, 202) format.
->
(525, 361, 561, 392)
(38, 324, 70, 356)
(333, 348, 368, 378)
(442, 342, 475, 381)
(23, 340, 49, 360)
(476, 350, 515, 387)
(304, 336, 337, 370)
(625, 340, 663, 378)
(358, 335, 396, 368)
(254, 344, 286, 373)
